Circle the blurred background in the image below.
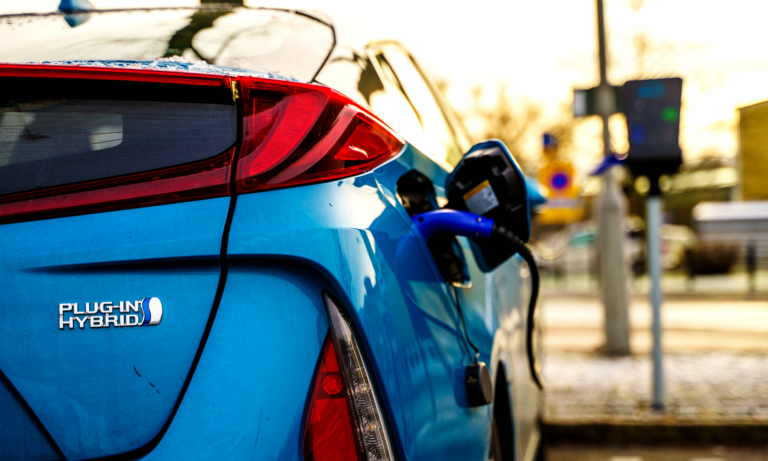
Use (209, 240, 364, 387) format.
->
(277, 1, 768, 457)
(7, 0, 768, 457)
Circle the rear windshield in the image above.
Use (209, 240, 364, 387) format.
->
(0, 7, 335, 82)
(0, 79, 236, 196)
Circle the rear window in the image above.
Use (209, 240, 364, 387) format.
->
(0, 78, 236, 196)
(0, 7, 335, 82)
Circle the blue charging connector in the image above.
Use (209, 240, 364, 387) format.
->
(411, 209, 494, 241)
(408, 207, 544, 390)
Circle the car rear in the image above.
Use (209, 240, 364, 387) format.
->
(0, 6, 408, 461)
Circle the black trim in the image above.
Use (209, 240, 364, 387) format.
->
(306, 10, 337, 83)
(0, 77, 235, 104)
(25, 258, 220, 274)
(493, 365, 516, 461)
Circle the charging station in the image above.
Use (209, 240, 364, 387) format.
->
(620, 78, 683, 409)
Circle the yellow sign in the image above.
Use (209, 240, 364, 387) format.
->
(537, 160, 583, 225)
(739, 100, 768, 200)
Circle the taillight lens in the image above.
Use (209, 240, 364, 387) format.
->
(0, 68, 404, 224)
(304, 293, 395, 461)
(0, 65, 236, 224)
(304, 336, 360, 461)
(237, 78, 404, 193)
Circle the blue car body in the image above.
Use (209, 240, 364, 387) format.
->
(0, 6, 541, 461)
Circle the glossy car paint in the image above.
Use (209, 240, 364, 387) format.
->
(0, 199, 229, 460)
(0, 137, 540, 460)
(0, 49, 542, 461)
(143, 261, 331, 460)
(215, 143, 537, 460)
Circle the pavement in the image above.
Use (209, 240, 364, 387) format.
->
(541, 293, 768, 354)
(539, 289, 768, 448)
(540, 270, 768, 300)
(546, 445, 768, 461)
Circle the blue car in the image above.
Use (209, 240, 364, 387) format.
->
(0, 5, 543, 461)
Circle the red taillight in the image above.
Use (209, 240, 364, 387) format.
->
(304, 336, 360, 461)
(0, 64, 236, 224)
(0, 67, 404, 224)
(305, 294, 395, 461)
(237, 78, 404, 193)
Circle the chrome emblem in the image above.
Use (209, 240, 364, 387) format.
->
(58, 297, 163, 330)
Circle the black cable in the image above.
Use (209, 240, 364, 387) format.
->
(452, 284, 480, 364)
(492, 225, 544, 390)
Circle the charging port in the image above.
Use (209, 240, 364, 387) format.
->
(396, 171, 470, 287)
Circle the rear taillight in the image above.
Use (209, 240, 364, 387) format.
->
(0, 65, 237, 224)
(304, 293, 394, 461)
(304, 336, 359, 461)
(0, 67, 404, 224)
(237, 78, 404, 193)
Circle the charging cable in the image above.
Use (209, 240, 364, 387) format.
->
(412, 209, 544, 390)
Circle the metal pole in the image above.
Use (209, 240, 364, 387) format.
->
(597, 0, 608, 84)
(647, 194, 664, 409)
(596, 0, 630, 355)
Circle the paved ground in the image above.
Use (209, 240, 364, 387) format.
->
(541, 293, 768, 354)
(546, 445, 768, 461)
(535, 253, 768, 460)
(542, 352, 768, 424)
(540, 270, 768, 299)
(539, 291, 768, 448)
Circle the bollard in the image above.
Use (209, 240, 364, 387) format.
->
(747, 241, 757, 294)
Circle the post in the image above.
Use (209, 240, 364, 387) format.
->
(596, 0, 630, 355)
(647, 185, 664, 409)
(596, 0, 608, 85)
(747, 241, 757, 294)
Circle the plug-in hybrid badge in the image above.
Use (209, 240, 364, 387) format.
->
(58, 297, 163, 329)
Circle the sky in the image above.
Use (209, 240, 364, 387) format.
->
(4, 0, 768, 172)
(273, 0, 768, 171)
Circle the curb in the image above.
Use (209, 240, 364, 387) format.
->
(543, 422, 768, 446)
(542, 292, 768, 301)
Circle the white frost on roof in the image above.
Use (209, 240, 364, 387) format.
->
(693, 201, 768, 222)
(21, 56, 297, 81)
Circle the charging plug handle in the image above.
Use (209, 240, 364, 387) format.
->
(411, 209, 494, 241)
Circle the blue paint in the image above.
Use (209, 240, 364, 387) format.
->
(0, 375, 62, 460)
(411, 209, 494, 241)
(217, 143, 539, 460)
(1, 141, 541, 460)
(0, 199, 230, 460)
(525, 177, 547, 209)
(144, 261, 330, 461)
